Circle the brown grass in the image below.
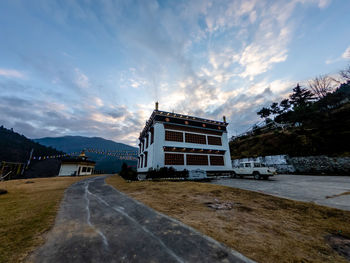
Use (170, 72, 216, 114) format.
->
(107, 175, 350, 263)
(0, 175, 98, 263)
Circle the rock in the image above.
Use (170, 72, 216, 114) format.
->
(0, 188, 8, 195)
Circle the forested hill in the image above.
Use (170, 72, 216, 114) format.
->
(230, 80, 350, 159)
(0, 126, 62, 163)
(34, 136, 137, 173)
(34, 136, 136, 153)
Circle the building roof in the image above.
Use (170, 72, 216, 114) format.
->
(139, 110, 228, 139)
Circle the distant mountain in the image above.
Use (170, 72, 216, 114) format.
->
(34, 136, 137, 173)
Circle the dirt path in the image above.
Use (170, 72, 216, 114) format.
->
(29, 176, 253, 263)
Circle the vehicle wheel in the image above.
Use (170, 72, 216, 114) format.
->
(231, 172, 237, 178)
(253, 172, 261, 180)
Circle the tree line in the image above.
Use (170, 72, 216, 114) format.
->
(257, 65, 350, 126)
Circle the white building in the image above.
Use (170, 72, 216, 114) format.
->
(137, 103, 233, 175)
(58, 152, 95, 176)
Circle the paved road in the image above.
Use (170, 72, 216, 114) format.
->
(30, 176, 253, 263)
(212, 174, 350, 211)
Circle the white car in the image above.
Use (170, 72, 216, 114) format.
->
(232, 161, 277, 180)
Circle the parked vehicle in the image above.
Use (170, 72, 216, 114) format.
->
(231, 161, 277, 180)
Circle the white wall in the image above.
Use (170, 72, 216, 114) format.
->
(58, 164, 79, 176)
(138, 122, 233, 173)
(58, 164, 95, 176)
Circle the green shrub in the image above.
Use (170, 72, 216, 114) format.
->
(119, 162, 138, 181)
(146, 167, 188, 180)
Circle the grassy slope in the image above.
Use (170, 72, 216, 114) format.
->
(107, 175, 350, 263)
(0, 176, 96, 263)
(230, 102, 350, 159)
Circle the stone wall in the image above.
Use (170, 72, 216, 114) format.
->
(290, 156, 350, 175)
(232, 155, 350, 175)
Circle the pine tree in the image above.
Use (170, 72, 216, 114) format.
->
(289, 84, 314, 108)
(257, 107, 271, 119)
(279, 99, 291, 112)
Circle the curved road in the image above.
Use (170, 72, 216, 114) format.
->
(30, 176, 253, 263)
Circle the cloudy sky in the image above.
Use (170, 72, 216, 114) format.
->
(0, 0, 349, 146)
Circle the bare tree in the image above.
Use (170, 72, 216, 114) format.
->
(308, 75, 335, 99)
(340, 64, 350, 82)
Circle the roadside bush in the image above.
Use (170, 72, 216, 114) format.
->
(146, 167, 188, 180)
(119, 162, 138, 181)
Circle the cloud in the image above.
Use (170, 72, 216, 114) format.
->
(0, 68, 25, 79)
(74, 68, 90, 89)
(142, 0, 302, 124)
(0, 93, 144, 145)
(0, 0, 338, 144)
(317, 0, 331, 9)
(325, 45, 350, 64)
(342, 46, 350, 59)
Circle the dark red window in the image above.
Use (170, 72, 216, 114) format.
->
(186, 154, 208, 165)
(164, 153, 184, 165)
(144, 152, 148, 167)
(210, 155, 224, 166)
(150, 127, 154, 144)
(185, 133, 206, 144)
(207, 136, 222, 145)
(165, 130, 183, 142)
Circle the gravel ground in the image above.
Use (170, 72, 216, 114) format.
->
(211, 174, 350, 211)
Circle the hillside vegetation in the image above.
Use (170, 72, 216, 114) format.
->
(230, 71, 350, 159)
(0, 126, 64, 178)
(0, 126, 62, 163)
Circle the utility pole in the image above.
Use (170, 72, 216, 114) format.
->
(26, 148, 34, 171)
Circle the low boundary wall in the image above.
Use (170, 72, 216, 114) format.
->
(232, 155, 350, 175)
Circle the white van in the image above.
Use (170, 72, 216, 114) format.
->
(232, 161, 277, 180)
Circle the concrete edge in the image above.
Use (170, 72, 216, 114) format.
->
(26, 176, 104, 262)
(103, 176, 256, 263)
(211, 178, 350, 211)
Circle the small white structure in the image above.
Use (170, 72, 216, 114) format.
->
(58, 152, 95, 176)
(137, 103, 233, 175)
(188, 169, 207, 180)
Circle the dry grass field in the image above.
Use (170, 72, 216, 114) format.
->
(107, 175, 350, 263)
(0, 176, 97, 263)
